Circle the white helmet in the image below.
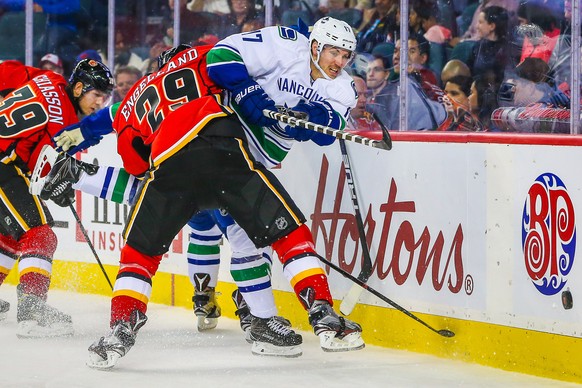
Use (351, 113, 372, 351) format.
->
(310, 17, 357, 54)
(309, 17, 357, 80)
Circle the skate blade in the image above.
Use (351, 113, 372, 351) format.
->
(197, 316, 218, 331)
(16, 320, 74, 338)
(318, 330, 365, 352)
(86, 350, 121, 370)
(251, 341, 302, 358)
(29, 144, 59, 196)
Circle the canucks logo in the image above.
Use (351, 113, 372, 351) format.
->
(522, 173, 576, 295)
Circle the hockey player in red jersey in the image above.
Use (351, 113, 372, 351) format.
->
(0, 58, 113, 337)
(36, 19, 365, 367)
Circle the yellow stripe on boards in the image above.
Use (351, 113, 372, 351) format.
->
(5, 259, 581, 385)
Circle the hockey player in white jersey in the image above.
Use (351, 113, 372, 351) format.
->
(206, 17, 357, 168)
(206, 16, 364, 351)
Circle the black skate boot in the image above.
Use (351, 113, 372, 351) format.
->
(30, 145, 98, 204)
(0, 298, 9, 321)
(87, 309, 148, 370)
(308, 300, 365, 352)
(249, 315, 303, 358)
(232, 289, 252, 342)
(16, 284, 73, 338)
(192, 273, 221, 331)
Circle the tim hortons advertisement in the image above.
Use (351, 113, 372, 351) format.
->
(48, 134, 582, 336)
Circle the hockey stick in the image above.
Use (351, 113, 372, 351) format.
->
(315, 253, 455, 338)
(338, 138, 374, 316)
(263, 109, 393, 150)
(68, 203, 114, 290)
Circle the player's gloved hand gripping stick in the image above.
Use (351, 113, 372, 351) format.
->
(263, 108, 393, 150)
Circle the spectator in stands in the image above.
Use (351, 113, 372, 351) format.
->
(356, 0, 399, 53)
(222, 0, 264, 37)
(321, 0, 362, 29)
(466, 5, 512, 82)
(441, 59, 471, 86)
(368, 51, 483, 131)
(469, 75, 500, 131)
(113, 66, 142, 103)
(140, 41, 171, 75)
(389, 34, 438, 86)
(112, 31, 147, 72)
(39, 53, 64, 75)
(410, 0, 452, 44)
(444, 74, 472, 109)
(548, 0, 573, 87)
(74, 49, 102, 67)
(366, 54, 390, 101)
(348, 74, 380, 131)
(460, 0, 518, 42)
(516, 1, 561, 64)
(166, 0, 225, 42)
(498, 57, 566, 108)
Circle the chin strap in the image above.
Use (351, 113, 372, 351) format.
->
(311, 44, 332, 81)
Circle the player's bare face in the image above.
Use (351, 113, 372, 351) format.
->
(317, 46, 352, 79)
(78, 89, 109, 116)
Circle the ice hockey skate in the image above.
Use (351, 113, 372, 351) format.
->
(249, 315, 303, 358)
(192, 273, 221, 331)
(232, 289, 252, 343)
(0, 298, 9, 322)
(87, 309, 147, 370)
(308, 300, 365, 352)
(16, 284, 73, 338)
(29, 144, 97, 200)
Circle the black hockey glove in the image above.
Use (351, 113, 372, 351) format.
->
(50, 187, 75, 207)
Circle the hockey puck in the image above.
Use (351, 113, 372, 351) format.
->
(562, 289, 573, 310)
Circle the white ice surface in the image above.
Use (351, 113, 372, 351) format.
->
(0, 285, 577, 388)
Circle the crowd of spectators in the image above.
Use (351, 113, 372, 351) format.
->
(0, 0, 575, 132)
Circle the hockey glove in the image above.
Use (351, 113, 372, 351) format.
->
(285, 100, 339, 145)
(49, 187, 75, 207)
(53, 107, 114, 154)
(231, 78, 278, 127)
(291, 100, 342, 129)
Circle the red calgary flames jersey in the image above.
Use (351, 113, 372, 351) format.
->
(113, 45, 223, 176)
(0, 71, 78, 171)
(0, 60, 49, 97)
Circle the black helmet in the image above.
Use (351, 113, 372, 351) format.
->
(157, 44, 192, 70)
(69, 59, 114, 95)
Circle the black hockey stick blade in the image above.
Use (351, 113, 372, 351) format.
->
(371, 113, 393, 150)
(316, 253, 455, 338)
(263, 109, 392, 150)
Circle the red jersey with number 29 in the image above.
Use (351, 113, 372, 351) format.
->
(0, 71, 77, 171)
(113, 45, 223, 176)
